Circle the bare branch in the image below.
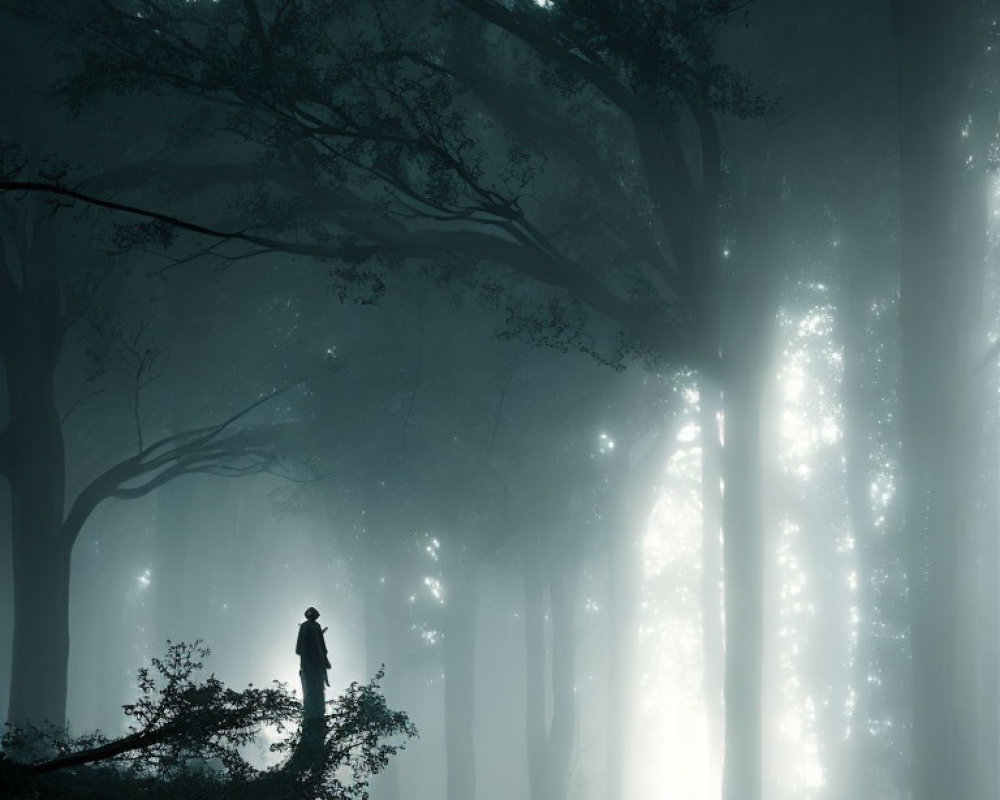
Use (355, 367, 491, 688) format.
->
(0, 181, 669, 336)
(59, 387, 291, 548)
(241, 0, 270, 56)
(60, 387, 106, 424)
(108, 446, 275, 500)
(466, 66, 677, 281)
(149, 244, 272, 278)
(139, 384, 290, 461)
(0, 179, 683, 357)
(1, 180, 258, 242)
(450, 0, 639, 115)
(260, 462, 336, 483)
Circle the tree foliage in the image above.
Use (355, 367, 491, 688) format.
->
(0, 641, 416, 800)
(2, 0, 767, 365)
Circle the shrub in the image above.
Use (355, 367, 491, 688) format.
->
(1, 641, 416, 800)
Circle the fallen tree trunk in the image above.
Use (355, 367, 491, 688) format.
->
(15, 721, 185, 777)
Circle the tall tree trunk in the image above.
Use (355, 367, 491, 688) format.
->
(544, 558, 577, 800)
(718, 166, 777, 800)
(9, 535, 72, 729)
(363, 562, 401, 800)
(838, 250, 884, 800)
(0, 481, 12, 722)
(524, 556, 546, 800)
(894, 3, 985, 798)
(972, 417, 1000, 800)
(444, 572, 479, 800)
(719, 361, 765, 800)
(524, 547, 579, 800)
(954, 110, 993, 800)
(152, 480, 198, 651)
(699, 385, 725, 767)
(4, 230, 69, 727)
(606, 483, 638, 800)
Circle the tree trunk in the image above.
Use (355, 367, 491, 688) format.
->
(4, 251, 69, 727)
(699, 384, 725, 767)
(524, 556, 546, 800)
(152, 480, 197, 651)
(718, 167, 776, 800)
(544, 558, 577, 800)
(606, 484, 638, 800)
(972, 418, 1000, 800)
(9, 536, 72, 729)
(838, 249, 884, 800)
(719, 361, 765, 800)
(362, 563, 401, 800)
(0, 480, 11, 723)
(893, 3, 985, 798)
(524, 548, 579, 800)
(444, 572, 479, 800)
(953, 118, 993, 800)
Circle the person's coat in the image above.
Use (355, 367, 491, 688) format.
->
(296, 619, 331, 675)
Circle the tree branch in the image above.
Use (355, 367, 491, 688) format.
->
(450, 0, 639, 115)
(21, 721, 185, 777)
(140, 385, 288, 459)
(108, 443, 274, 500)
(60, 387, 105, 425)
(463, 64, 677, 282)
(58, 387, 290, 549)
(1, 180, 261, 242)
(1, 179, 682, 359)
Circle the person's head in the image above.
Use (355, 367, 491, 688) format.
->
(304, 607, 320, 620)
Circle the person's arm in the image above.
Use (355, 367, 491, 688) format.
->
(317, 628, 331, 669)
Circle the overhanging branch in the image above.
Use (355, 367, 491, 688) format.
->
(58, 388, 291, 549)
(109, 446, 275, 500)
(450, 0, 639, 115)
(1, 181, 270, 245)
(1, 180, 679, 359)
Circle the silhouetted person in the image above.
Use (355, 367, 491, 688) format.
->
(296, 606, 330, 721)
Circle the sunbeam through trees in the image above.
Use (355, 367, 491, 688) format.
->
(2, 1, 1000, 799)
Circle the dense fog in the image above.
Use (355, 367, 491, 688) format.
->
(1, 1, 998, 799)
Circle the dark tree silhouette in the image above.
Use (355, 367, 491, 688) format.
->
(1, 640, 416, 800)
(892, 3, 998, 799)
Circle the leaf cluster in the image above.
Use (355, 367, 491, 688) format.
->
(26, 0, 770, 369)
(118, 640, 299, 777)
(1, 641, 416, 800)
(520, 0, 765, 118)
(64, 0, 505, 222)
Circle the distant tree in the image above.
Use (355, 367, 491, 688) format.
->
(891, 3, 1000, 800)
(510, 446, 592, 800)
(493, 353, 658, 800)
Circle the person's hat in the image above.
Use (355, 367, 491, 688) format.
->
(304, 607, 320, 620)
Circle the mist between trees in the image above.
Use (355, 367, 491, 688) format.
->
(0, 1, 998, 800)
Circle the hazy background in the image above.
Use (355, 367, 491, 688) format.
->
(1, 2, 997, 800)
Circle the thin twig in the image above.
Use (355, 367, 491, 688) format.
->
(60, 388, 106, 424)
